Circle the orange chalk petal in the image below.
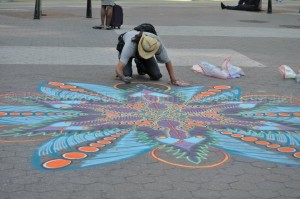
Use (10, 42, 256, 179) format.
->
(43, 159, 71, 169)
(277, 147, 296, 153)
(221, 131, 232, 135)
(293, 152, 300, 158)
(48, 82, 64, 86)
(267, 143, 280, 148)
(293, 112, 300, 117)
(35, 112, 45, 116)
(266, 113, 277, 117)
(201, 91, 216, 95)
(10, 112, 20, 116)
(231, 134, 244, 138)
(255, 141, 270, 145)
(0, 112, 7, 116)
(242, 137, 258, 142)
(63, 152, 87, 160)
(278, 112, 290, 117)
(70, 88, 85, 92)
(59, 85, 77, 89)
(78, 146, 99, 152)
(22, 112, 33, 116)
(89, 143, 105, 147)
(111, 134, 121, 138)
(208, 89, 221, 92)
(97, 140, 111, 145)
(213, 85, 231, 90)
(104, 137, 116, 141)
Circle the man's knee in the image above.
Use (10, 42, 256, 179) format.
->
(149, 73, 162, 80)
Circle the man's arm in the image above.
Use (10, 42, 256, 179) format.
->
(165, 61, 177, 84)
(165, 61, 191, 86)
(116, 61, 131, 84)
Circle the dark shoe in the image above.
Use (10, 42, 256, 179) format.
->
(92, 25, 104, 29)
(221, 2, 226, 9)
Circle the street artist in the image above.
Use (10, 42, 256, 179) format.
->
(115, 23, 191, 86)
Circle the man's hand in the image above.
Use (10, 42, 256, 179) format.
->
(120, 76, 132, 84)
(172, 80, 191, 87)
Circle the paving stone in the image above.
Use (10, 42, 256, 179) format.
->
(1, 169, 26, 178)
(230, 181, 257, 191)
(113, 182, 144, 192)
(201, 181, 230, 191)
(68, 190, 110, 199)
(40, 175, 70, 184)
(256, 181, 284, 191)
(0, 163, 14, 170)
(24, 183, 55, 193)
(8, 190, 41, 199)
(127, 190, 162, 199)
(162, 189, 193, 199)
(170, 181, 200, 191)
(126, 175, 156, 184)
(284, 180, 300, 189)
(53, 183, 85, 193)
(220, 189, 252, 199)
(249, 189, 280, 199)
(277, 188, 300, 198)
(192, 189, 221, 199)
(143, 182, 173, 192)
(85, 182, 114, 192)
(0, 183, 24, 192)
(264, 173, 290, 183)
(68, 175, 98, 185)
(110, 168, 141, 178)
(11, 176, 40, 185)
(39, 191, 70, 199)
(0, 191, 10, 199)
(95, 175, 126, 185)
(236, 173, 265, 184)
(0, 150, 15, 158)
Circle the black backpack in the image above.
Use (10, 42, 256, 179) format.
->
(116, 32, 126, 53)
(133, 23, 157, 35)
(116, 23, 157, 53)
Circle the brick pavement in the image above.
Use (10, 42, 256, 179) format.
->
(0, 0, 300, 199)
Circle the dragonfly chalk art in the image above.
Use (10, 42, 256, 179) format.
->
(0, 82, 299, 170)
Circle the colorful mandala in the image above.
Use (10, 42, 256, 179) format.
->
(0, 82, 299, 170)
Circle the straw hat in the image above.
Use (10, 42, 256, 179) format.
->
(138, 34, 160, 59)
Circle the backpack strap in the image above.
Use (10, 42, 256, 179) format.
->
(116, 32, 126, 53)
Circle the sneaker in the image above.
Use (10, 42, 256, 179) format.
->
(221, 2, 226, 9)
(92, 25, 104, 29)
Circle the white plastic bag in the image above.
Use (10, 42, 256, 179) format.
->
(296, 74, 300, 83)
(198, 61, 229, 79)
(278, 65, 296, 79)
(296, 66, 300, 83)
(191, 64, 204, 74)
(221, 57, 245, 78)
